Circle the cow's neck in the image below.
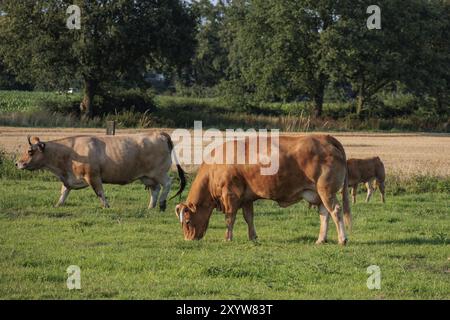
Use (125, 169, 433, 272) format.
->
(186, 169, 215, 212)
(41, 142, 71, 180)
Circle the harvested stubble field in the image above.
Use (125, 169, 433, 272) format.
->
(1, 126, 449, 177)
(0, 127, 449, 299)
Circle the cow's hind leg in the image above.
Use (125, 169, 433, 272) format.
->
(316, 204, 330, 244)
(86, 175, 109, 208)
(55, 184, 71, 207)
(242, 202, 257, 241)
(148, 185, 161, 209)
(157, 174, 172, 212)
(141, 177, 160, 209)
(317, 188, 347, 245)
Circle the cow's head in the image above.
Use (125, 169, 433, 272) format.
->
(16, 136, 46, 170)
(175, 202, 212, 240)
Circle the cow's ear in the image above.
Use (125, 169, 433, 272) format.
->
(37, 142, 46, 152)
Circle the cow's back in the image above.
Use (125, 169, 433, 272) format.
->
(347, 157, 384, 185)
(202, 135, 347, 205)
(62, 133, 171, 184)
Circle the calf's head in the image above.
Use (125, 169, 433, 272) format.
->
(16, 136, 46, 170)
(175, 203, 212, 240)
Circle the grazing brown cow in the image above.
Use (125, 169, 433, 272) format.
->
(175, 135, 352, 245)
(347, 157, 385, 204)
(16, 132, 186, 210)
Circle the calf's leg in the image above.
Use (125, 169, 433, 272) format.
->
(377, 180, 386, 203)
(351, 185, 358, 204)
(242, 202, 257, 241)
(55, 184, 71, 207)
(365, 180, 374, 203)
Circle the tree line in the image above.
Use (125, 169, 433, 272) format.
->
(0, 0, 449, 118)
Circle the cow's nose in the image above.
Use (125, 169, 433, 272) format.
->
(15, 162, 18, 167)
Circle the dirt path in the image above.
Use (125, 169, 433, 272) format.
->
(1, 126, 449, 177)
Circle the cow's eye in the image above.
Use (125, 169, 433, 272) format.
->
(28, 150, 33, 155)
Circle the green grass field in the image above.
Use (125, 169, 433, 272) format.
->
(0, 176, 448, 300)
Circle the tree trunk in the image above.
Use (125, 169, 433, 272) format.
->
(436, 93, 445, 114)
(313, 83, 325, 118)
(80, 79, 97, 117)
(356, 87, 365, 115)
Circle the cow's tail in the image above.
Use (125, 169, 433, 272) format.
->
(329, 136, 352, 231)
(342, 166, 352, 231)
(161, 132, 186, 200)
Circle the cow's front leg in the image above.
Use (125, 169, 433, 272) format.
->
(316, 204, 330, 244)
(242, 202, 257, 241)
(55, 184, 71, 207)
(225, 212, 237, 241)
(158, 174, 172, 212)
(86, 175, 109, 208)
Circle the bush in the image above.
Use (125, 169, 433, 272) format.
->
(95, 88, 156, 115)
(386, 174, 450, 195)
(36, 88, 156, 117)
(0, 110, 103, 128)
(105, 109, 161, 128)
(37, 94, 82, 115)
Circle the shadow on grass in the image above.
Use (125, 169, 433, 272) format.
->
(283, 236, 447, 246)
(286, 235, 318, 244)
(357, 237, 447, 246)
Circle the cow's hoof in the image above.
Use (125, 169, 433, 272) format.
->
(339, 238, 348, 246)
(159, 201, 167, 212)
(315, 239, 327, 245)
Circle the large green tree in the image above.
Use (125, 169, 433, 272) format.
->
(0, 0, 196, 116)
(322, 0, 447, 115)
(225, 0, 339, 117)
(183, 0, 228, 87)
(401, 0, 450, 114)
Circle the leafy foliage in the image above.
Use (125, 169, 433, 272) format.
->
(0, 0, 197, 116)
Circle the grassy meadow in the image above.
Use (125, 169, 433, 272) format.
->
(0, 169, 448, 299)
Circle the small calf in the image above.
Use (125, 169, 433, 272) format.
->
(347, 157, 385, 204)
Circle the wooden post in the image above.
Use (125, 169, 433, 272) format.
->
(106, 120, 116, 136)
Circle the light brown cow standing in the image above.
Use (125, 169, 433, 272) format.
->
(16, 132, 186, 210)
(347, 157, 386, 204)
(175, 135, 352, 245)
